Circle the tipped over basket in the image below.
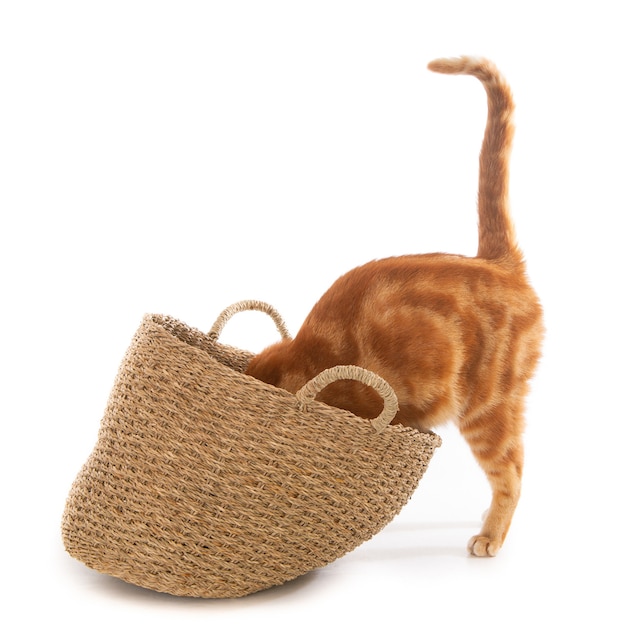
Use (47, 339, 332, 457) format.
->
(62, 301, 442, 598)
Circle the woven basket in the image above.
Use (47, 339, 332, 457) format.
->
(62, 301, 442, 598)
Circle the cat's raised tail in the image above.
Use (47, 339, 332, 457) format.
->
(428, 56, 519, 261)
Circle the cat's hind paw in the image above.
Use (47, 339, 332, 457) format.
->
(467, 534, 501, 557)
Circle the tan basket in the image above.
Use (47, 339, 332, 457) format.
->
(62, 301, 442, 598)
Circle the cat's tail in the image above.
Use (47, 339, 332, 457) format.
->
(428, 56, 520, 261)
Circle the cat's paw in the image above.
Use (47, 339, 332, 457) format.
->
(467, 534, 501, 557)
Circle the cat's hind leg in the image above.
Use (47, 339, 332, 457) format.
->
(460, 400, 525, 557)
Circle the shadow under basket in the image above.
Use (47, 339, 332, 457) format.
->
(62, 301, 442, 598)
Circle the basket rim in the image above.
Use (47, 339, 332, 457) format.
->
(142, 311, 442, 444)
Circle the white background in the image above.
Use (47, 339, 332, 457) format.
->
(2, 1, 624, 624)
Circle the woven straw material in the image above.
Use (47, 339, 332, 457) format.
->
(62, 304, 442, 598)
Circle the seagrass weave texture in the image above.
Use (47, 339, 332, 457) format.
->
(62, 303, 442, 598)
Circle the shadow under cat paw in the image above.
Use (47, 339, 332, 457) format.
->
(345, 520, 481, 561)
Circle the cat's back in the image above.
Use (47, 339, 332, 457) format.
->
(306, 252, 543, 383)
(312, 252, 540, 320)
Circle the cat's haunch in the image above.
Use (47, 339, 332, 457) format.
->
(246, 57, 544, 557)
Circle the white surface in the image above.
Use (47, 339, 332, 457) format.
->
(2, 1, 624, 624)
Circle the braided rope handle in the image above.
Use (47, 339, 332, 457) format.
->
(208, 300, 292, 342)
(295, 365, 399, 434)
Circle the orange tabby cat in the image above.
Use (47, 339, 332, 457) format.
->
(246, 56, 544, 557)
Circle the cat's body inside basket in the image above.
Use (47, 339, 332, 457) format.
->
(246, 56, 544, 558)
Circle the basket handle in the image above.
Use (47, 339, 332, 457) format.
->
(208, 300, 292, 342)
(295, 365, 399, 434)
